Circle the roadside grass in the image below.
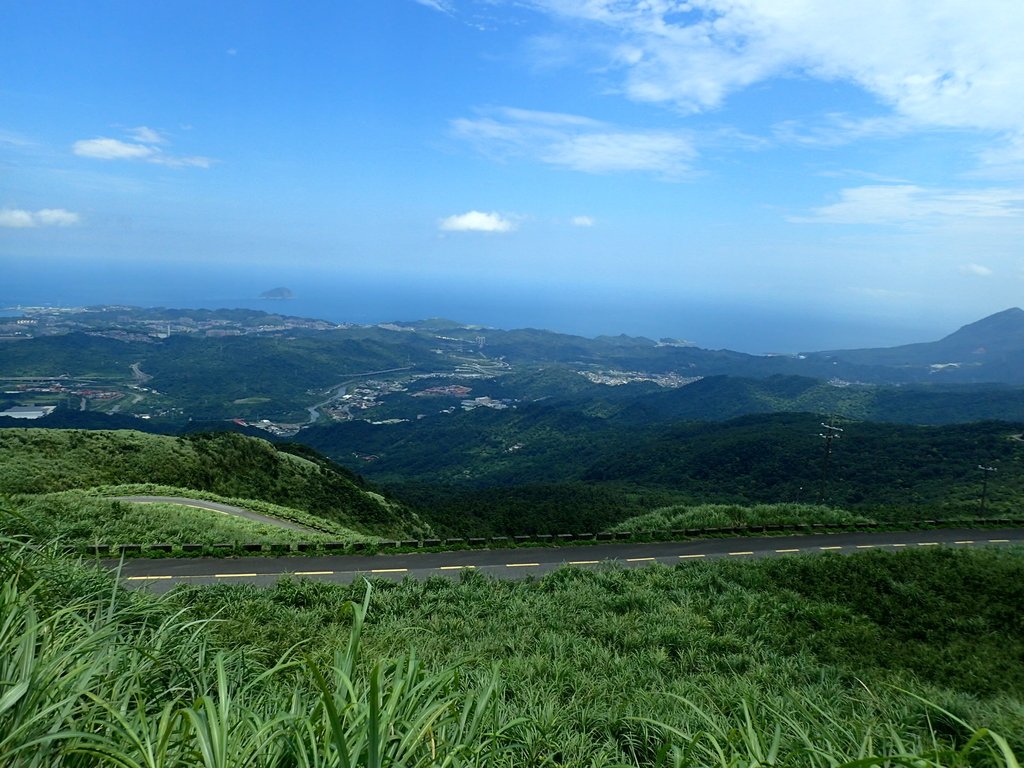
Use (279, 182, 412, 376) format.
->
(3, 539, 1021, 767)
(609, 502, 874, 532)
(176, 547, 1024, 765)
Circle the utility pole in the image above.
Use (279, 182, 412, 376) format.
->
(978, 465, 997, 514)
(818, 418, 843, 505)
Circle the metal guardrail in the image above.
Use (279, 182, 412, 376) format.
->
(75, 517, 1024, 558)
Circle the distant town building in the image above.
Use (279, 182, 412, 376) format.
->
(0, 405, 56, 420)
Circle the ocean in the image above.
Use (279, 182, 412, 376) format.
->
(0, 260, 936, 354)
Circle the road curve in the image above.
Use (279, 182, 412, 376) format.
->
(112, 496, 322, 534)
(110, 527, 1023, 594)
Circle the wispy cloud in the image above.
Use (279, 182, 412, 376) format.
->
(791, 184, 1024, 224)
(452, 106, 696, 178)
(125, 126, 166, 144)
(73, 127, 212, 168)
(773, 114, 914, 147)
(847, 286, 919, 301)
(439, 210, 516, 232)
(0, 208, 81, 228)
(961, 263, 993, 277)
(73, 137, 154, 160)
(524, 1, 1024, 155)
(414, 0, 453, 13)
(571, 215, 594, 227)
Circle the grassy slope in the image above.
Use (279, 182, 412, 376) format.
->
(5, 541, 1022, 767)
(2, 490, 372, 546)
(177, 546, 1024, 765)
(0, 428, 427, 537)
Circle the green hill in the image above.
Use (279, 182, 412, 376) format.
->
(0, 428, 427, 537)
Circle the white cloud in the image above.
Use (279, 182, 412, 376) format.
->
(961, 263, 993, 276)
(126, 126, 166, 144)
(0, 208, 80, 228)
(571, 215, 594, 226)
(151, 154, 213, 169)
(792, 185, 1024, 224)
(414, 0, 453, 12)
(525, 1, 1024, 150)
(72, 129, 212, 168)
(452, 106, 696, 178)
(439, 210, 516, 232)
(34, 209, 81, 226)
(73, 137, 155, 160)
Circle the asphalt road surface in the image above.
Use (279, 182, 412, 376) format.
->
(108, 527, 1023, 593)
(112, 496, 322, 534)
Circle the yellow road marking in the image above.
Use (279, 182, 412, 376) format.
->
(891, 544, 907, 548)
(626, 557, 656, 562)
(215, 573, 260, 578)
(955, 540, 974, 544)
(679, 554, 705, 559)
(917, 542, 939, 546)
(989, 539, 1010, 543)
(729, 551, 754, 556)
(856, 545, 876, 549)
(439, 565, 475, 570)
(775, 548, 800, 553)
(569, 560, 600, 565)
(506, 563, 540, 568)
(820, 546, 843, 551)
(127, 575, 172, 580)
(370, 568, 408, 574)
(294, 571, 334, 576)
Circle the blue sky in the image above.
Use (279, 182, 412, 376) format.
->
(2, 1, 1023, 348)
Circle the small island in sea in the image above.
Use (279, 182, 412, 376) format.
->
(259, 287, 294, 300)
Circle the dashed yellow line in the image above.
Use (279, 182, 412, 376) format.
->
(215, 573, 260, 578)
(294, 570, 334, 576)
(439, 565, 475, 570)
(506, 563, 540, 568)
(891, 544, 907, 548)
(626, 557, 656, 562)
(729, 551, 754, 556)
(856, 545, 876, 549)
(569, 560, 601, 565)
(955, 540, 974, 545)
(679, 554, 705, 559)
(917, 542, 939, 547)
(127, 575, 172, 581)
(775, 548, 801, 553)
(820, 546, 843, 551)
(989, 539, 1010, 543)
(370, 568, 408, 574)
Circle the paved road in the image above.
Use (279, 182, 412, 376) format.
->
(112, 496, 321, 534)
(110, 527, 1023, 593)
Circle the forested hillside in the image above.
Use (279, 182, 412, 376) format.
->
(302, 411, 1023, 534)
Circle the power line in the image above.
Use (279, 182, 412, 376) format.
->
(817, 418, 844, 505)
(978, 465, 997, 514)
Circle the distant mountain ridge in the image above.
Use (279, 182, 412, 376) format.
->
(805, 308, 1024, 382)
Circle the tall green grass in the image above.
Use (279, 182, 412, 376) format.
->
(0, 542, 515, 767)
(2, 539, 1020, 766)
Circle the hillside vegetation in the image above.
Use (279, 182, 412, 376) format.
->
(1, 490, 373, 547)
(0, 428, 427, 537)
(5, 539, 1021, 766)
(302, 410, 1024, 535)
